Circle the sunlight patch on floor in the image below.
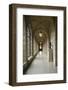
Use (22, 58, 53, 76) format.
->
(25, 51, 57, 74)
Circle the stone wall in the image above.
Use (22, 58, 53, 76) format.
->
(49, 17, 57, 65)
(33, 36, 38, 55)
(23, 16, 27, 64)
(23, 16, 39, 65)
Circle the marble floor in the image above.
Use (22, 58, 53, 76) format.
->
(25, 51, 57, 75)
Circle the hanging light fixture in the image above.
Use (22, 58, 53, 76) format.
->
(39, 32, 43, 37)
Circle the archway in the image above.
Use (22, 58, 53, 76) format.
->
(34, 29, 49, 61)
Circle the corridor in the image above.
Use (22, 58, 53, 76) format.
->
(25, 51, 57, 74)
(23, 15, 57, 75)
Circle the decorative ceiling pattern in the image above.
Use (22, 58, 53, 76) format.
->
(25, 15, 56, 44)
(30, 16, 55, 44)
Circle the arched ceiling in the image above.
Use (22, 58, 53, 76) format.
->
(25, 15, 56, 44)
(30, 16, 55, 44)
(30, 16, 53, 33)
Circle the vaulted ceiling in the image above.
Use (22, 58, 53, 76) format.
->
(25, 15, 56, 44)
(31, 16, 52, 33)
